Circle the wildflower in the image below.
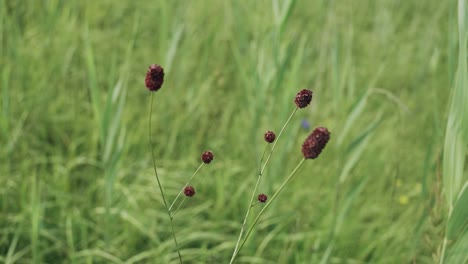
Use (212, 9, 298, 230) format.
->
(294, 89, 313, 108)
(184, 186, 196, 197)
(201, 151, 214, 164)
(264, 131, 276, 143)
(258, 193, 268, 203)
(145, 64, 165, 91)
(301, 127, 330, 159)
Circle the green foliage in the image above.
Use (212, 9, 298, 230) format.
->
(447, 183, 468, 240)
(440, 1, 468, 263)
(0, 0, 457, 263)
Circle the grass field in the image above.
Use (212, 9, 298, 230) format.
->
(1, 0, 467, 263)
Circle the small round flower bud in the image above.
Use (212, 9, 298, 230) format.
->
(145, 64, 165, 92)
(184, 186, 196, 197)
(301, 127, 330, 159)
(294, 89, 313, 108)
(201, 151, 214, 164)
(258, 193, 268, 203)
(264, 131, 276, 143)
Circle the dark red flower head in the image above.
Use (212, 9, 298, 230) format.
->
(264, 131, 276, 143)
(201, 151, 214, 164)
(301, 127, 330, 159)
(258, 193, 268, 203)
(145, 64, 165, 92)
(294, 89, 313, 108)
(184, 186, 196, 197)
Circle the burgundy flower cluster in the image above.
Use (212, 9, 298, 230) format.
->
(294, 89, 313, 108)
(301, 127, 331, 159)
(257, 193, 268, 203)
(202, 151, 214, 164)
(264, 131, 276, 143)
(145, 64, 165, 92)
(184, 186, 196, 197)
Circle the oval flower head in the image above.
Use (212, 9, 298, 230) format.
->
(301, 127, 330, 159)
(294, 89, 313, 108)
(145, 64, 165, 92)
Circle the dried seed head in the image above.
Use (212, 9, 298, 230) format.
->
(145, 64, 165, 92)
(258, 193, 268, 203)
(201, 151, 214, 164)
(184, 186, 196, 197)
(264, 131, 276, 143)
(301, 127, 330, 159)
(294, 89, 313, 108)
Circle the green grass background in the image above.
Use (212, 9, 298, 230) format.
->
(0, 0, 465, 263)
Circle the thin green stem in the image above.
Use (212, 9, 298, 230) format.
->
(327, 175, 341, 248)
(172, 196, 187, 218)
(149, 93, 183, 264)
(229, 144, 269, 264)
(231, 158, 306, 263)
(169, 163, 204, 212)
(229, 107, 298, 264)
(259, 144, 269, 173)
(260, 107, 298, 174)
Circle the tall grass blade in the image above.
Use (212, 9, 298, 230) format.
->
(103, 80, 126, 163)
(447, 182, 468, 239)
(30, 173, 42, 263)
(320, 177, 367, 264)
(339, 113, 382, 183)
(84, 25, 102, 143)
(337, 89, 370, 146)
(444, 228, 468, 264)
(335, 176, 367, 234)
(272, 0, 296, 35)
(102, 78, 127, 245)
(443, 0, 468, 207)
(5, 224, 22, 264)
(165, 25, 183, 73)
(1, 65, 10, 136)
(440, 1, 468, 263)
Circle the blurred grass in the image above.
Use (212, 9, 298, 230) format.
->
(0, 0, 458, 263)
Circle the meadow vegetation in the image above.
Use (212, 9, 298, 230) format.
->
(0, 0, 466, 263)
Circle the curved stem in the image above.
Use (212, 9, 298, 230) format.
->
(229, 144, 269, 264)
(231, 158, 306, 263)
(169, 162, 204, 212)
(172, 196, 187, 218)
(149, 93, 183, 264)
(260, 107, 298, 174)
(229, 106, 298, 264)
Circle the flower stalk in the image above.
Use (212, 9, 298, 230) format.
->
(149, 93, 183, 264)
(230, 158, 306, 263)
